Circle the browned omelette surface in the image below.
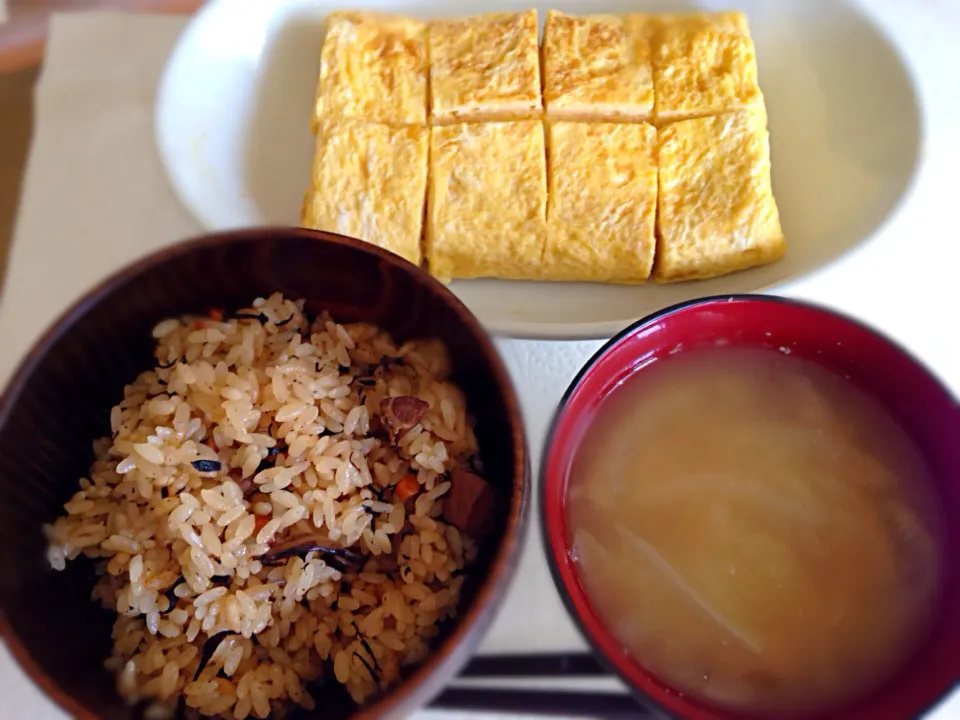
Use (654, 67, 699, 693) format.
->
(429, 11, 542, 125)
(302, 118, 428, 266)
(652, 12, 763, 123)
(544, 121, 657, 283)
(301, 9, 784, 286)
(427, 121, 548, 282)
(314, 11, 428, 129)
(655, 110, 784, 282)
(542, 11, 654, 122)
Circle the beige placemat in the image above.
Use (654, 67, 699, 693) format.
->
(0, 13, 198, 386)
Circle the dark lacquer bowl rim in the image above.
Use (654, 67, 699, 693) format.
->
(539, 293, 960, 720)
(0, 226, 530, 720)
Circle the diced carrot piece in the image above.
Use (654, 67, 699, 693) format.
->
(207, 308, 224, 321)
(191, 318, 205, 330)
(394, 473, 420, 501)
(215, 677, 234, 694)
(253, 514, 270, 534)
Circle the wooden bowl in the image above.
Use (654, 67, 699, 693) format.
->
(0, 227, 529, 719)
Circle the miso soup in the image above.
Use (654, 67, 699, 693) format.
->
(567, 346, 942, 717)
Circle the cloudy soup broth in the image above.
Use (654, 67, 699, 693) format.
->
(566, 346, 943, 717)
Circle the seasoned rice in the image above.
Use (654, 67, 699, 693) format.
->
(45, 293, 485, 719)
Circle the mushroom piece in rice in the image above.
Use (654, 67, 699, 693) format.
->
(45, 293, 494, 719)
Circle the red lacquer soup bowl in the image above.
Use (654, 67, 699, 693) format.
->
(541, 295, 960, 720)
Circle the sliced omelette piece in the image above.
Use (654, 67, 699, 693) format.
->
(544, 121, 657, 283)
(314, 11, 428, 130)
(542, 11, 654, 122)
(655, 110, 785, 282)
(426, 121, 548, 281)
(652, 12, 762, 124)
(302, 118, 428, 265)
(428, 11, 542, 125)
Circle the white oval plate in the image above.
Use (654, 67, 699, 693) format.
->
(156, 0, 921, 339)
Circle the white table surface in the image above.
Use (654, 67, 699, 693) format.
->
(0, 1, 958, 718)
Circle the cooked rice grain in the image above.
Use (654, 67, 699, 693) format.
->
(46, 293, 481, 719)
